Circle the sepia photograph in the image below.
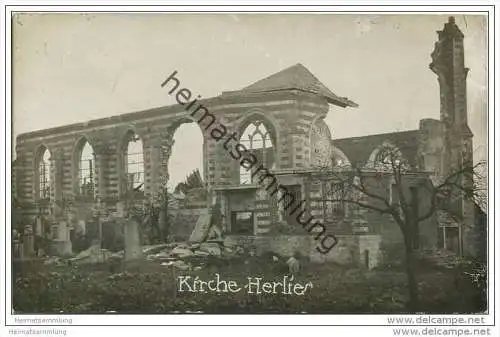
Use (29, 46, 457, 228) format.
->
(6, 7, 492, 327)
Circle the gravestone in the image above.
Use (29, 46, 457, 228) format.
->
(124, 218, 142, 261)
(54, 221, 73, 256)
(114, 202, 125, 218)
(76, 220, 86, 235)
(22, 225, 34, 258)
(35, 217, 43, 236)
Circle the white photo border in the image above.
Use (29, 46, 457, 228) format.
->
(1, 2, 497, 331)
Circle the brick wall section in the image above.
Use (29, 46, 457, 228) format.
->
(14, 151, 34, 211)
(11, 160, 17, 200)
(310, 119, 332, 167)
(212, 92, 329, 182)
(418, 119, 446, 182)
(255, 187, 272, 235)
(309, 179, 324, 224)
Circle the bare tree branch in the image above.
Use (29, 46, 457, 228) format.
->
(320, 147, 485, 234)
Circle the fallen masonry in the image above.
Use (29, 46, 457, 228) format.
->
(42, 236, 266, 273)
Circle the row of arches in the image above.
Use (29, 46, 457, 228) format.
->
(31, 110, 410, 202)
(34, 134, 146, 201)
(331, 141, 409, 170)
(33, 116, 280, 201)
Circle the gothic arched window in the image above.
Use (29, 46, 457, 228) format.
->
(78, 140, 96, 199)
(239, 120, 273, 185)
(36, 147, 51, 200)
(123, 132, 144, 193)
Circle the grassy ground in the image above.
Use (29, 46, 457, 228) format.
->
(12, 255, 486, 314)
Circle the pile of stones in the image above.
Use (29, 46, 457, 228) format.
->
(42, 239, 247, 271)
(146, 239, 244, 271)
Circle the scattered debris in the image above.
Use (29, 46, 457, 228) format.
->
(70, 244, 114, 264)
(142, 244, 171, 255)
(43, 256, 63, 265)
(199, 242, 221, 256)
(171, 260, 190, 271)
(171, 247, 194, 258)
(108, 272, 133, 280)
(40, 232, 285, 273)
(142, 237, 258, 271)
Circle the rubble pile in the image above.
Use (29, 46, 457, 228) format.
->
(40, 235, 258, 272)
(70, 244, 116, 264)
(146, 239, 245, 271)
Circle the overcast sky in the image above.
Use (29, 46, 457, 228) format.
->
(12, 13, 487, 189)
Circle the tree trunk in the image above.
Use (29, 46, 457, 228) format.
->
(405, 236, 419, 312)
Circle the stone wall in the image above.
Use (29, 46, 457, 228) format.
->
(225, 233, 383, 269)
(255, 235, 313, 257)
(358, 235, 382, 269)
(309, 235, 357, 264)
(418, 119, 446, 183)
(309, 234, 382, 269)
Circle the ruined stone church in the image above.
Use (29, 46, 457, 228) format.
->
(13, 17, 479, 266)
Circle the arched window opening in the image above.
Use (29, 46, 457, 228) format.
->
(79, 141, 96, 199)
(375, 148, 399, 166)
(239, 120, 274, 185)
(331, 147, 351, 169)
(168, 122, 204, 193)
(367, 143, 407, 171)
(124, 133, 144, 194)
(37, 148, 51, 200)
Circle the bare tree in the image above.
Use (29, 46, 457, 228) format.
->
(322, 145, 485, 312)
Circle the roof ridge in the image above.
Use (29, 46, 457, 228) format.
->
(239, 63, 358, 108)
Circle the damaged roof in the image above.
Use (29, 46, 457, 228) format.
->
(227, 63, 358, 108)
